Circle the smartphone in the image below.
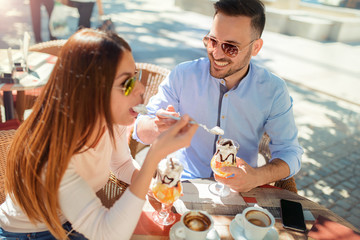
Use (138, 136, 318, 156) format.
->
(280, 199, 307, 232)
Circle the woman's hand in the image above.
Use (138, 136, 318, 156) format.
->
(130, 115, 197, 200)
(148, 114, 198, 161)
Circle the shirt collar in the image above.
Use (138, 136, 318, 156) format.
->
(210, 61, 253, 91)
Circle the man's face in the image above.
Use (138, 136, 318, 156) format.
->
(206, 13, 261, 83)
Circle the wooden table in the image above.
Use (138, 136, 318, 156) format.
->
(0, 50, 56, 121)
(131, 178, 359, 240)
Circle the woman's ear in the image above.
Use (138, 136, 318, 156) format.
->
(251, 38, 263, 56)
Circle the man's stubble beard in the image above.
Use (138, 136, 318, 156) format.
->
(209, 47, 252, 80)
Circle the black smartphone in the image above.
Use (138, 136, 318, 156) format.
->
(280, 199, 307, 232)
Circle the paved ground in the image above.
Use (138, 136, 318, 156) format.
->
(1, 0, 360, 231)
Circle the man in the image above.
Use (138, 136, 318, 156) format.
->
(133, 0, 303, 192)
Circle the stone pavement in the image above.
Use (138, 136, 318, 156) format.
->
(1, 0, 360, 231)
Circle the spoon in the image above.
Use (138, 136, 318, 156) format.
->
(133, 104, 224, 135)
(157, 113, 224, 136)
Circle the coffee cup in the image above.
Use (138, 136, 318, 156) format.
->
(175, 210, 213, 240)
(235, 206, 275, 240)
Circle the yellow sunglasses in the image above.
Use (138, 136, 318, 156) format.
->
(114, 69, 142, 96)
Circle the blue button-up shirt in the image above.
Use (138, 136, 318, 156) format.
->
(133, 58, 303, 179)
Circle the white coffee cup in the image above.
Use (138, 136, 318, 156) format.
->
(235, 206, 275, 240)
(175, 210, 213, 240)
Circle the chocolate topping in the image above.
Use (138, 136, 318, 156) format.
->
(170, 158, 174, 169)
(162, 175, 174, 185)
(219, 153, 236, 164)
(221, 140, 233, 147)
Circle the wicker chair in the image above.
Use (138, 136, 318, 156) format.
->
(0, 129, 16, 204)
(128, 63, 170, 158)
(258, 132, 298, 193)
(0, 62, 169, 207)
(28, 39, 67, 57)
(0, 128, 126, 207)
(96, 63, 170, 207)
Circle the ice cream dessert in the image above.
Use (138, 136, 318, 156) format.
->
(151, 157, 183, 204)
(210, 138, 239, 178)
(132, 104, 148, 115)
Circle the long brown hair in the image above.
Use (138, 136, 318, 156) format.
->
(5, 29, 131, 239)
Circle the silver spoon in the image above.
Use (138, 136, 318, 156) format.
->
(133, 104, 224, 135)
(157, 113, 224, 136)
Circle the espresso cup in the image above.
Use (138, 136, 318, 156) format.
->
(175, 210, 213, 240)
(235, 206, 275, 240)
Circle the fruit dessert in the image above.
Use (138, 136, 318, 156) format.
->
(151, 157, 183, 204)
(210, 138, 239, 178)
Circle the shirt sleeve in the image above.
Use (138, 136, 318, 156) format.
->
(110, 125, 140, 184)
(264, 82, 303, 178)
(59, 163, 145, 240)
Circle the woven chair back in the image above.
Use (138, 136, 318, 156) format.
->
(128, 63, 170, 157)
(258, 133, 298, 193)
(29, 39, 67, 57)
(135, 63, 170, 105)
(0, 129, 16, 204)
(96, 63, 170, 207)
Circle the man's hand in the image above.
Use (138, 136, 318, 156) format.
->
(215, 157, 291, 193)
(154, 105, 179, 133)
(215, 158, 260, 192)
(136, 105, 180, 144)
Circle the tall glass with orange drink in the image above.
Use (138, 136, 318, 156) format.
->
(209, 138, 239, 197)
(151, 157, 183, 225)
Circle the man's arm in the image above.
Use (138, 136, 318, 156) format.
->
(216, 158, 290, 192)
(135, 105, 179, 144)
(136, 116, 161, 144)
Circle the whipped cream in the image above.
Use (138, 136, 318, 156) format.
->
(133, 104, 148, 115)
(214, 138, 238, 165)
(154, 157, 183, 188)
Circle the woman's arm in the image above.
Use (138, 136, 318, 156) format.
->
(129, 115, 197, 199)
(59, 164, 144, 240)
(110, 126, 140, 184)
(59, 116, 197, 239)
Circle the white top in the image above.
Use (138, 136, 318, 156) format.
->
(0, 126, 144, 240)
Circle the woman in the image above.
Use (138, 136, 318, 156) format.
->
(0, 29, 197, 239)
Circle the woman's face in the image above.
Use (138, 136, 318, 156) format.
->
(110, 50, 145, 125)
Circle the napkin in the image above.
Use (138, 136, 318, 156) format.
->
(308, 215, 360, 240)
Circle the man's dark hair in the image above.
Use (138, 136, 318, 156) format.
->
(214, 0, 266, 38)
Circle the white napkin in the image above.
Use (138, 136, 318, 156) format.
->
(22, 31, 31, 71)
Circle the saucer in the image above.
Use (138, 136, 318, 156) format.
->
(229, 219, 279, 240)
(169, 222, 220, 240)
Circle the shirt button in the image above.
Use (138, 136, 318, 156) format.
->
(222, 115, 225, 119)
(221, 80, 225, 84)
(225, 94, 228, 97)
